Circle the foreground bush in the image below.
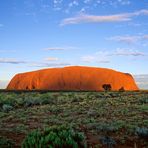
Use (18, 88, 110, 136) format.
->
(136, 127, 148, 139)
(0, 136, 14, 148)
(22, 125, 87, 148)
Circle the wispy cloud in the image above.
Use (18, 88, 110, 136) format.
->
(113, 48, 145, 56)
(60, 9, 148, 26)
(134, 74, 148, 79)
(108, 34, 148, 44)
(45, 57, 59, 61)
(0, 58, 26, 64)
(118, 0, 131, 5)
(106, 0, 131, 7)
(64, 0, 79, 13)
(53, 0, 63, 11)
(108, 36, 139, 44)
(97, 59, 110, 63)
(44, 47, 67, 50)
(81, 51, 110, 63)
(60, 13, 130, 26)
(0, 50, 16, 53)
(134, 74, 148, 89)
(16, 0, 133, 17)
(29, 62, 70, 67)
(44, 46, 79, 50)
(81, 56, 95, 62)
(81, 48, 146, 63)
(68, 1, 79, 8)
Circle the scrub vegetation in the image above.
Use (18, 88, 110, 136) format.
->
(0, 91, 148, 147)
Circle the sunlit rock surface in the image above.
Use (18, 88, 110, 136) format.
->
(7, 66, 139, 91)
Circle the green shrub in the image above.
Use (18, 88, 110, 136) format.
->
(22, 125, 87, 148)
(135, 127, 148, 139)
(0, 136, 14, 148)
(0, 95, 15, 106)
(139, 96, 148, 104)
(96, 121, 125, 133)
(24, 97, 42, 107)
(100, 136, 116, 148)
(97, 124, 117, 133)
(40, 94, 56, 105)
(2, 104, 13, 112)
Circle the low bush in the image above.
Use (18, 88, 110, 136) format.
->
(0, 136, 14, 148)
(139, 96, 148, 104)
(22, 125, 87, 148)
(100, 136, 116, 148)
(2, 104, 13, 112)
(135, 127, 148, 139)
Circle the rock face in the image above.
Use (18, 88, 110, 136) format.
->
(7, 66, 139, 91)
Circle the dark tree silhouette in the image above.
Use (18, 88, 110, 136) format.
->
(119, 87, 125, 92)
(102, 84, 112, 91)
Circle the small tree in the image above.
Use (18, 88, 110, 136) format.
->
(102, 84, 112, 91)
(119, 87, 125, 92)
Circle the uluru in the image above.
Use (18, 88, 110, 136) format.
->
(7, 66, 139, 91)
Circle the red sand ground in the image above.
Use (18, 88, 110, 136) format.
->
(7, 66, 139, 91)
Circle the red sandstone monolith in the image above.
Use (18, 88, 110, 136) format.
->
(7, 66, 139, 91)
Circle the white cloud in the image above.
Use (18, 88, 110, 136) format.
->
(29, 62, 70, 67)
(53, 0, 63, 5)
(117, 0, 131, 5)
(64, 1, 79, 13)
(134, 74, 148, 89)
(0, 58, 26, 64)
(68, 1, 79, 8)
(44, 46, 79, 50)
(45, 57, 59, 61)
(113, 48, 145, 56)
(53, 0, 63, 11)
(81, 51, 110, 63)
(108, 34, 148, 44)
(81, 48, 145, 64)
(108, 36, 139, 44)
(79, 7, 87, 13)
(60, 13, 130, 26)
(19, 0, 133, 16)
(134, 74, 148, 79)
(44, 47, 66, 50)
(98, 60, 110, 63)
(60, 9, 148, 26)
(0, 50, 16, 53)
(81, 56, 95, 62)
(82, 56, 110, 63)
(84, 0, 131, 7)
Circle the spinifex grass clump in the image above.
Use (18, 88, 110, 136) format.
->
(22, 125, 87, 148)
(0, 136, 14, 148)
(136, 127, 148, 139)
(100, 136, 116, 148)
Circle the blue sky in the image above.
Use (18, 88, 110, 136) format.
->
(0, 0, 148, 83)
